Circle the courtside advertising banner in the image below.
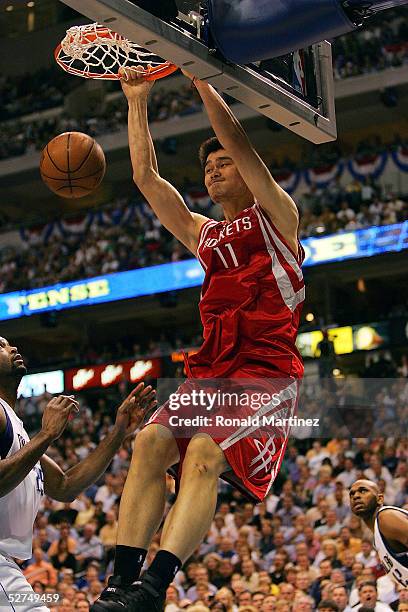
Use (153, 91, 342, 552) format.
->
(65, 358, 161, 391)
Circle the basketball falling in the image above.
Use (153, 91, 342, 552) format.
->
(40, 132, 106, 199)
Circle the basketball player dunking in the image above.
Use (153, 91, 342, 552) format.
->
(91, 69, 305, 612)
(350, 479, 408, 588)
(0, 336, 156, 612)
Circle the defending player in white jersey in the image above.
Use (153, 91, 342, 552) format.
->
(0, 336, 156, 611)
(349, 479, 408, 588)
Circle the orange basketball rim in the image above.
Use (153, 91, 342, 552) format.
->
(55, 23, 178, 81)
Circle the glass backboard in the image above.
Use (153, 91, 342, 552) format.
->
(56, 0, 337, 143)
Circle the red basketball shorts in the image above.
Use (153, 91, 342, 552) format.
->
(146, 370, 300, 502)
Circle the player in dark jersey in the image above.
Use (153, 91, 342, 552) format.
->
(91, 69, 304, 612)
(349, 479, 408, 587)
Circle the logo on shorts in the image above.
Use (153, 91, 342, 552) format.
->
(249, 437, 276, 478)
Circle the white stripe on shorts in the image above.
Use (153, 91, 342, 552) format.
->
(219, 380, 298, 451)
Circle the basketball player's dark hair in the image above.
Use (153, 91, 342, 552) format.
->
(199, 137, 223, 168)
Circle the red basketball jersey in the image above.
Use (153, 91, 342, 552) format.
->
(185, 202, 305, 379)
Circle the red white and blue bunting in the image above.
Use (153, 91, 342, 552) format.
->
(184, 188, 213, 212)
(96, 202, 136, 227)
(19, 154, 407, 245)
(304, 160, 344, 188)
(348, 151, 388, 181)
(58, 213, 94, 236)
(19, 222, 57, 245)
(391, 145, 408, 173)
(275, 169, 302, 195)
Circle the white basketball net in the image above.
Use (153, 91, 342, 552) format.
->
(56, 23, 174, 80)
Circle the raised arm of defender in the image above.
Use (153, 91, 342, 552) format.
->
(120, 68, 208, 254)
(0, 383, 155, 501)
(0, 395, 79, 498)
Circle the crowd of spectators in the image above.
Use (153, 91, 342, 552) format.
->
(19, 325, 204, 377)
(297, 134, 403, 174)
(298, 181, 407, 239)
(0, 8, 406, 161)
(14, 370, 408, 611)
(0, 172, 407, 294)
(0, 82, 202, 160)
(332, 8, 407, 79)
(0, 198, 190, 293)
(0, 66, 79, 122)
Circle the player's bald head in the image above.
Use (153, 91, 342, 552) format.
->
(0, 336, 26, 392)
(351, 479, 379, 495)
(349, 479, 383, 518)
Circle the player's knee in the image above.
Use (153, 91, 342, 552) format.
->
(131, 424, 179, 468)
(183, 435, 227, 478)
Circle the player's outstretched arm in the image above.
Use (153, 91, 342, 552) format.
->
(190, 74, 299, 253)
(120, 68, 209, 255)
(0, 395, 78, 499)
(378, 509, 408, 549)
(41, 383, 156, 502)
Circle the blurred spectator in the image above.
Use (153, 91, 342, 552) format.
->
(327, 481, 350, 524)
(356, 581, 393, 611)
(23, 547, 58, 587)
(75, 495, 96, 528)
(94, 474, 119, 513)
(330, 585, 352, 612)
(355, 539, 378, 569)
(277, 494, 303, 527)
(50, 538, 77, 573)
(75, 524, 104, 569)
(316, 332, 337, 383)
(99, 509, 118, 564)
(315, 509, 342, 539)
(337, 527, 362, 564)
(240, 559, 260, 592)
(186, 566, 218, 601)
(313, 468, 336, 506)
(75, 563, 101, 590)
(49, 502, 78, 526)
(47, 522, 77, 557)
(364, 455, 393, 486)
(337, 458, 358, 489)
(213, 559, 235, 589)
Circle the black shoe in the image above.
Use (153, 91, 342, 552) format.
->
(128, 572, 167, 611)
(90, 576, 141, 612)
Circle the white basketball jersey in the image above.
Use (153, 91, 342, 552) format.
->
(374, 505, 408, 588)
(0, 399, 44, 560)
